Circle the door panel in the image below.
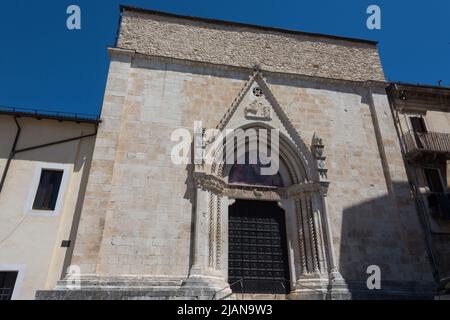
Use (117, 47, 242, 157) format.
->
(228, 200, 290, 294)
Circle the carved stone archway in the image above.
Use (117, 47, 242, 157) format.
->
(185, 68, 349, 299)
(189, 126, 348, 299)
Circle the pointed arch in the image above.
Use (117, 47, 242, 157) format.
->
(207, 122, 316, 186)
(190, 68, 345, 297)
(206, 68, 319, 184)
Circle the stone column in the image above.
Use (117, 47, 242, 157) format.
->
(286, 180, 349, 299)
(319, 184, 350, 300)
(311, 192, 327, 273)
(188, 188, 209, 277)
(292, 192, 329, 300)
(183, 173, 230, 299)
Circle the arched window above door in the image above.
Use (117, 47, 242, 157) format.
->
(228, 152, 284, 187)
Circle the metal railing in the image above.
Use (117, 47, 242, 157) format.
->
(403, 130, 450, 156)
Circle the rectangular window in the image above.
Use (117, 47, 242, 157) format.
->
(32, 169, 64, 210)
(0, 271, 18, 300)
(410, 116, 427, 133)
(424, 168, 444, 193)
(410, 117, 427, 148)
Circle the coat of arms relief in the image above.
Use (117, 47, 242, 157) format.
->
(244, 87, 272, 121)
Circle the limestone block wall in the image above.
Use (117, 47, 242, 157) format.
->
(117, 8, 385, 82)
(270, 81, 433, 284)
(71, 51, 433, 289)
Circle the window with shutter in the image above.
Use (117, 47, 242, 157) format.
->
(32, 169, 64, 210)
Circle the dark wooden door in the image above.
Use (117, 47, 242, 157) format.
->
(228, 200, 290, 294)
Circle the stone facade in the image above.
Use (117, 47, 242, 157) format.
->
(117, 8, 385, 82)
(32, 7, 442, 300)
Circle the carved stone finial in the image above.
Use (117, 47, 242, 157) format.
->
(311, 133, 329, 195)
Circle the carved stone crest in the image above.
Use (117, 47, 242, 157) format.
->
(244, 87, 272, 120)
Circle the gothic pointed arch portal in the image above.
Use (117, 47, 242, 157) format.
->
(189, 68, 348, 299)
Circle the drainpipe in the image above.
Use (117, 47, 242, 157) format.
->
(0, 117, 21, 193)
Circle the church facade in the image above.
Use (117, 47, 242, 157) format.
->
(1, 6, 449, 300)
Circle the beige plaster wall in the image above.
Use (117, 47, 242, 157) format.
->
(0, 116, 96, 299)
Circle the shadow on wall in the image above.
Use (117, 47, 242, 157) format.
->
(338, 181, 437, 299)
(183, 161, 197, 272)
(0, 117, 96, 172)
(0, 116, 97, 280)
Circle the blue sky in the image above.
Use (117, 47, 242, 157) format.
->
(0, 0, 448, 116)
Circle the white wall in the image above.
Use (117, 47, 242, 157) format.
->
(0, 115, 96, 299)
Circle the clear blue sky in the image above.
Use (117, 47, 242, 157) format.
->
(0, 0, 448, 116)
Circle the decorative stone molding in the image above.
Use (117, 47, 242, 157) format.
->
(319, 181, 330, 197)
(216, 68, 260, 132)
(193, 172, 226, 195)
(306, 196, 320, 273)
(206, 191, 224, 271)
(208, 192, 215, 268)
(215, 196, 222, 270)
(244, 92, 272, 121)
(282, 181, 322, 199)
(225, 184, 280, 201)
(206, 68, 318, 184)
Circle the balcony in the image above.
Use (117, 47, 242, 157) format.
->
(402, 130, 450, 159)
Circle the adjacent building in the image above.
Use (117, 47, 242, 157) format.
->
(0, 109, 98, 299)
(387, 83, 450, 295)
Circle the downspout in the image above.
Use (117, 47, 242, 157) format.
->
(0, 116, 98, 194)
(0, 117, 21, 193)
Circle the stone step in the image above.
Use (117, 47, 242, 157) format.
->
(230, 293, 288, 300)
